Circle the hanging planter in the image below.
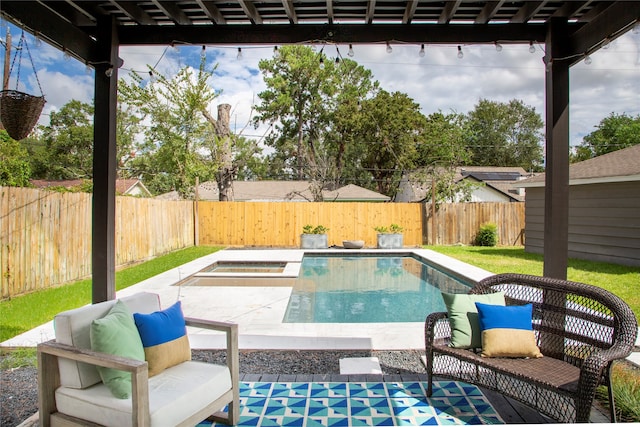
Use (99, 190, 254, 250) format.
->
(0, 30, 46, 140)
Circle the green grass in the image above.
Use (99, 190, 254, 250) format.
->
(0, 246, 222, 342)
(427, 245, 640, 322)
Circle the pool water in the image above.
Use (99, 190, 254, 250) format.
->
(283, 255, 471, 323)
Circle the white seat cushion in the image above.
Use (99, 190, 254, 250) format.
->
(55, 361, 232, 427)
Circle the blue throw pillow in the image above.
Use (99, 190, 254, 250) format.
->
(133, 301, 191, 376)
(475, 302, 543, 358)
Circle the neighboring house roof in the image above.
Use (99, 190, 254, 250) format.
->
(156, 181, 390, 202)
(31, 179, 152, 197)
(518, 144, 640, 187)
(397, 166, 532, 202)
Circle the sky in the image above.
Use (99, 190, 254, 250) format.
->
(2, 18, 639, 151)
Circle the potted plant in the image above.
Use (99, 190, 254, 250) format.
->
(300, 224, 329, 249)
(374, 223, 404, 249)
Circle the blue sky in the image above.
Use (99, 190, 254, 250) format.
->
(2, 18, 638, 149)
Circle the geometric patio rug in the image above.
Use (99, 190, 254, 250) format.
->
(199, 381, 504, 426)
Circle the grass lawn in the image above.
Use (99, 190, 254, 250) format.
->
(427, 245, 640, 323)
(0, 246, 222, 343)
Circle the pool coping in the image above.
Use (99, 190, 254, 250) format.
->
(1, 248, 494, 351)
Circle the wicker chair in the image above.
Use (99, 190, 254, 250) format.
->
(425, 273, 638, 423)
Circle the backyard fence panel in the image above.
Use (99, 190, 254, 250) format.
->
(1, 187, 195, 298)
(196, 201, 423, 248)
(427, 202, 524, 245)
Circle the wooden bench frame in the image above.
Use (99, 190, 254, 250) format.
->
(38, 317, 239, 427)
(425, 273, 637, 423)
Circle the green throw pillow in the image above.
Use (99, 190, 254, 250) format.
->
(90, 300, 145, 399)
(441, 291, 505, 349)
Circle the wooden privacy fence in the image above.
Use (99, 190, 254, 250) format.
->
(426, 202, 525, 246)
(197, 201, 423, 247)
(1, 187, 194, 298)
(1, 185, 524, 298)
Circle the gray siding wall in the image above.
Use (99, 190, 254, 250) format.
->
(524, 181, 640, 267)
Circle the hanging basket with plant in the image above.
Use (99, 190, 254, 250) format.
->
(0, 30, 46, 140)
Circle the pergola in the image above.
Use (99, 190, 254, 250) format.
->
(2, 1, 638, 303)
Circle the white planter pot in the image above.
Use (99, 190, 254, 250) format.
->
(300, 234, 328, 249)
(376, 233, 403, 249)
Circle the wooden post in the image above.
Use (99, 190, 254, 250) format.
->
(543, 18, 571, 280)
(431, 179, 436, 245)
(92, 15, 119, 303)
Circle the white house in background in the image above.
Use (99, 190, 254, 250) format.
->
(396, 166, 533, 203)
(30, 179, 152, 197)
(156, 181, 390, 202)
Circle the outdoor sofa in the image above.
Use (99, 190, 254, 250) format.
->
(425, 273, 637, 423)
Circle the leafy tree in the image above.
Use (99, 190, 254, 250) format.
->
(356, 90, 426, 197)
(414, 112, 478, 204)
(465, 99, 544, 171)
(0, 130, 31, 186)
(39, 100, 95, 179)
(254, 45, 339, 198)
(571, 113, 640, 162)
(119, 60, 220, 197)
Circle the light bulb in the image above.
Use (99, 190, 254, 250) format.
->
(495, 42, 503, 52)
(348, 44, 354, 57)
(634, 20, 640, 34)
(529, 41, 535, 53)
(335, 57, 340, 64)
(200, 45, 206, 59)
(85, 63, 92, 75)
(457, 45, 463, 59)
(386, 42, 392, 54)
(602, 38, 610, 49)
(63, 49, 71, 61)
(584, 54, 592, 65)
(273, 46, 278, 53)
(34, 33, 43, 48)
(105, 67, 114, 78)
(171, 42, 179, 52)
(149, 71, 156, 82)
(319, 56, 324, 69)
(236, 47, 243, 60)
(419, 44, 425, 57)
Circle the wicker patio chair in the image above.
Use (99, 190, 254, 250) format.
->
(425, 273, 638, 423)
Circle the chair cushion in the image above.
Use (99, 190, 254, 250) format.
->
(475, 302, 543, 358)
(90, 300, 145, 398)
(55, 292, 161, 389)
(441, 291, 505, 348)
(55, 361, 232, 427)
(133, 301, 191, 377)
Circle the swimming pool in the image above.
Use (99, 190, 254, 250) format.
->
(284, 255, 472, 323)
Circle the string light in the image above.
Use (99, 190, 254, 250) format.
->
(105, 67, 114, 77)
(457, 45, 463, 59)
(149, 70, 156, 82)
(584, 54, 592, 65)
(495, 42, 503, 52)
(335, 57, 340, 64)
(529, 41, 535, 53)
(200, 45, 206, 59)
(273, 46, 278, 52)
(348, 44, 354, 57)
(85, 62, 92, 75)
(236, 47, 243, 60)
(63, 48, 71, 60)
(419, 44, 425, 57)
(386, 42, 392, 54)
(34, 32, 43, 48)
(171, 42, 179, 52)
(601, 38, 610, 49)
(319, 56, 324, 69)
(633, 20, 640, 34)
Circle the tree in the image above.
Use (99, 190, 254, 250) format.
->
(119, 60, 221, 197)
(465, 99, 544, 171)
(0, 130, 31, 186)
(254, 45, 339, 199)
(415, 112, 477, 204)
(39, 100, 95, 179)
(571, 113, 640, 162)
(356, 90, 426, 197)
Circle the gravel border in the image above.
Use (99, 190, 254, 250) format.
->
(1, 349, 426, 427)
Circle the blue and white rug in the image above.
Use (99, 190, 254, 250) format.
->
(200, 381, 504, 426)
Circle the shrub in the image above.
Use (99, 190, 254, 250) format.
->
(303, 225, 329, 234)
(374, 224, 404, 234)
(475, 223, 498, 246)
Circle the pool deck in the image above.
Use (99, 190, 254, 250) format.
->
(5, 248, 633, 425)
(3, 248, 493, 350)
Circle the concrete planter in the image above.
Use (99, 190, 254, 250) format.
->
(376, 233, 403, 249)
(300, 234, 328, 249)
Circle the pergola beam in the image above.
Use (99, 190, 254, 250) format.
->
(117, 23, 549, 46)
